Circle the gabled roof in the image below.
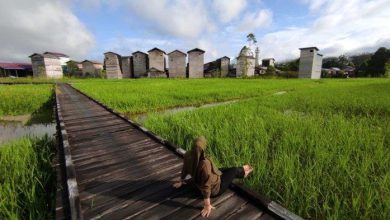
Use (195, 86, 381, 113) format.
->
(43, 52, 69, 58)
(29, 53, 58, 59)
(219, 56, 230, 60)
(299, 47, 319, 51)
(262, 58, 275, 61)
(81, 60, 103, 64)
(66, 60, 81, 64)
(148, 47, 166, 54)
(132, 51, 148, 55)
(104, 51, 121, 56)
(168, 50, 187, 56)
(0, 63, 32, 70)
(187, 48, 205, 54)
(29, 53, 42, 58)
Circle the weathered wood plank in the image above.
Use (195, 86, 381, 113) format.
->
(161, 191, 236, 220)
(225, 203, 264, 220)
(193, 194, 248, 220)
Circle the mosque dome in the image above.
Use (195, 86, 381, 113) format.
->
(238, 46, 254, 57)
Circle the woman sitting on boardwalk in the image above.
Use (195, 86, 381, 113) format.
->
(173, 136, 253, 217)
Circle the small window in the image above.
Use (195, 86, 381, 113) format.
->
(310, 49, 313, 52)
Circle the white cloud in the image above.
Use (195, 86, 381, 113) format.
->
(259, 0, 390, 61)
(103, 37, 175, 55)
(122, 0, 214, 38)
(213, 0, 247, 23)
(236, 9, 273, 32)
(0, 0, 95, 62)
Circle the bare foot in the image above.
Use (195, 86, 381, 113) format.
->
(243, 164, 253, 178)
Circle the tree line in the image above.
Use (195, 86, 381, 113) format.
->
(276, 47, 390, 77)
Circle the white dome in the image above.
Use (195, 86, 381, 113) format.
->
(238, 46, 254, 57)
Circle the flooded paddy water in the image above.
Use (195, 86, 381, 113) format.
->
(129, 99, 239, 123)
(0, 106, 55, 145)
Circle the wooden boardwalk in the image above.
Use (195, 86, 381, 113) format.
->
(54, 83, 296, 220)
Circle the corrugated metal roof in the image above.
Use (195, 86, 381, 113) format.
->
(0, 63, 32, 70)
(44, 52, 69, 58)
(81, 60, 103, 64)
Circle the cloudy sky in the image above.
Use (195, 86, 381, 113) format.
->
(1, 0, 389, 63)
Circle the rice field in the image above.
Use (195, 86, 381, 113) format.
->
(72, 78, 313, 114)
(0, 136, 56, 219)
(0, 84, 54, 116)
(75, 78, 390, 219)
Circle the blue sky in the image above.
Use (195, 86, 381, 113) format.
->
(1, 0, 389, 63)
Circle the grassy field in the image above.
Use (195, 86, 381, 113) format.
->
(140, 79, 389, 219)
(72, 78, 316, 114)
(0, 84, 53, 116)
(2, 78, 386, 219)
(0, 136, 56, 219)
(74, 78, 389, 219)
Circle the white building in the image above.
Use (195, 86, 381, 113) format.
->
(30, 53, 63, 78)
(43, 52, 70, 66)
(298, 47, 323, 79)
(236, 46, 255, 77)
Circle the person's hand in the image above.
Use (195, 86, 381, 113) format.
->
(201, 204, 215, 217)
(173, 180, 185, 188)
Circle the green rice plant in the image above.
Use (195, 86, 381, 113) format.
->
(0, 84, 53, 116)
(0, 136, 56, 219)
(73, 78, 312, 114)
(142, 79, 390, 219)
(73, 78, 389, 116)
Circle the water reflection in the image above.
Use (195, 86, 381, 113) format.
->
(0, 120, 56, 144)
(130, 99, 239, 124)
(0, 99, 55, 145)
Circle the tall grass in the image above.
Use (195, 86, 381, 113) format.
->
(0, 136, 56, 219)
(142, 79, 390, 219)
(0, 84, 53, 116)
(73, 78, 313, 114)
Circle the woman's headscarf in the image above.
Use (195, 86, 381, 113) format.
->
(183, 136, 222, 179)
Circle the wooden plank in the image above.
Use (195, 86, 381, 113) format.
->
(79, 160, 181, 202)
(61, 113, 113, 122)
(68, 130, 145, 149)
(95, 179, 192, 220)
(65, 121, 128, 133)
(72, 140, 160, 163)
(131, 187, 201, 220)
(73, 146, 169, 174)
(64, 114, 118, 127)
(73, 143, 165, 168)
(225, 203, 264, 220)
(71, 139, 154, 161)
(161, 190, 236, 220)
(193, 194, 248, 220)
(83, 169, 182, 218)
(66, 124, 133, 139)
(77, 154, 176, 188)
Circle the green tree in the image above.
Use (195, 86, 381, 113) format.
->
(322, 57, 340, 68)
(275, 58, 299, 71)
(350, 53, 372, 67)
(265, 65, 276, 76)
(246, 33, 257, 46)
(66, 61, 80, 77)
(337, 55, 353, 69)
(366, 47, 390, 77)
(356, 61, 369, 77)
